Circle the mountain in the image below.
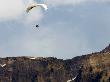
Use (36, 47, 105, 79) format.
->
(0, 45, 110, 82)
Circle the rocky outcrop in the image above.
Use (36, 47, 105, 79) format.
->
(0, 45, 110, 82)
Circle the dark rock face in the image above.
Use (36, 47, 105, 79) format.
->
(0, 45, 110, 82)
(0, 57, 66, 82)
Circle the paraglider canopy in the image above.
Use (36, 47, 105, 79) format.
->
(26, 3, 48, 13)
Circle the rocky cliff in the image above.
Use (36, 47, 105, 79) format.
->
(0, 45, 110, 82)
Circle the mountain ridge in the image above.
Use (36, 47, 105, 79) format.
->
(0, 44, 110, 82)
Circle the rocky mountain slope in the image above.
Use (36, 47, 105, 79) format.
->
(0, 45, 110, 82)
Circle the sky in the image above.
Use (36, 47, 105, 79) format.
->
(0, 0, 110, 59)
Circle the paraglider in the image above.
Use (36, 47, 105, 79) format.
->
(36, 24, 39, 28)
(26, 3, 48, 13)
(26, 0, 48, 28)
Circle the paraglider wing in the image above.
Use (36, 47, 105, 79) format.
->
(26, 5, 36, 13)
(37, 4, 48, 10)
(26, 3, 48, 13)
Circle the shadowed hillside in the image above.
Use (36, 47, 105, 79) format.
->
(0, 45, 110, 82)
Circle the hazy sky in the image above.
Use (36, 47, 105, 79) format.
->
(0, 0, 110, 59)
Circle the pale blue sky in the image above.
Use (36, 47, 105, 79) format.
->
(0, 0, 110, 59)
